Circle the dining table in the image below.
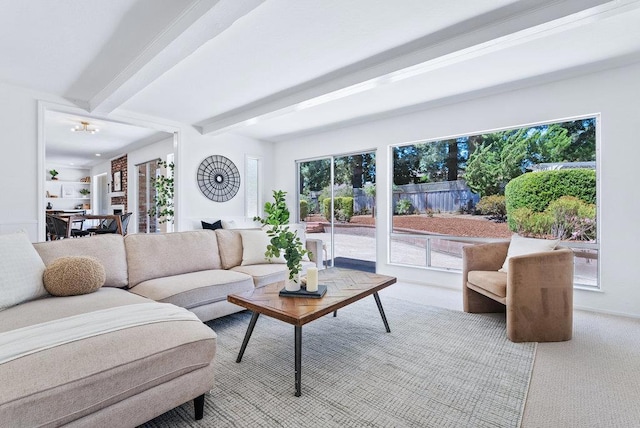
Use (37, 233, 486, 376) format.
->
(62, 214, 124, 238)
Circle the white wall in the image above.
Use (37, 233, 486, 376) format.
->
(0, 84, 74, 240)
(178, 128, 275, 231)
(273, 62, 640, 317)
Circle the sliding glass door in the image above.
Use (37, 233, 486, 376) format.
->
(298, 151, 376, 271)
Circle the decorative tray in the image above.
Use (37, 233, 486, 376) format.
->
(279, 284, 327, 299)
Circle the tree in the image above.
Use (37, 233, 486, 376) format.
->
(393, 145, 420, 185)
(464, 120, 594, 197)
(464, 143, 503, 197)
(446, 139, 459, 181)
(300, 159, 330, 191)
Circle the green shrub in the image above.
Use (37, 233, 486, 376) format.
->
(510, 196, 596, 241)
(476, 195, 506, 220)
(510, 207, 553, 237)
(299, 200, 309, 221)
(322, 197, 354, 222)
(546, 196, 596, 241)
(395, 198, 413, 215)
(505, 169, 596, 230)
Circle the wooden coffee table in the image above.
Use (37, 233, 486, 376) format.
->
(227, 268, 397, 396)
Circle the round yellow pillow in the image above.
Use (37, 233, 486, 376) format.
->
(43, 256, 106, 297)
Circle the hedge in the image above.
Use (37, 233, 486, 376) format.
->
(505, 169, 596, 230)
(323, 197, 354, 222)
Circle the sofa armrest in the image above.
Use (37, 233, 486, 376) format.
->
(306, 238, 324, 269)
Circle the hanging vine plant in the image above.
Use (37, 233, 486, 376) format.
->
(149, 160, 174, 224)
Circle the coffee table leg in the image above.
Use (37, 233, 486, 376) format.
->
(373, 292, 391, 333)
(295, 325, 302, 397)
(236, 312, 260, 363)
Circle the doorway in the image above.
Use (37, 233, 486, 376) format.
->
(38, 103, 180, 241)
(297, 150, 376, 271)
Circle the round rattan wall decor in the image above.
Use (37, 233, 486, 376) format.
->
(196, 155, 240, 202)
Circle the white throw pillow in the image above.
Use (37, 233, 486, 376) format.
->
(221, 220, 238, 229)
(240, 230, 286, 265)
(499, 234, 560, 273)
(0, 232, 48, 311)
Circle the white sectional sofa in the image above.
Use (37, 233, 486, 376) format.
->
(1, 229, 322, 427)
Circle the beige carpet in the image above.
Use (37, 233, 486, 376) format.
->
(522, 310, 640, 427)
(142, 297, 535, 427)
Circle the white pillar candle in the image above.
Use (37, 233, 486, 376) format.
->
(306, 267, 319, 292)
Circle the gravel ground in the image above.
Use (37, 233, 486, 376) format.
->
(307, 214, 512, 238)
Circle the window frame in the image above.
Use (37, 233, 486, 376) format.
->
(387, 114, 601, 289)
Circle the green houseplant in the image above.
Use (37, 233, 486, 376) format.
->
(50, 169, 59, 180)
(148, 160, 174, 224)
(254, 190, 309, 289)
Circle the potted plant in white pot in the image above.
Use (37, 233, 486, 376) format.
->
(254, 190, 310, 291)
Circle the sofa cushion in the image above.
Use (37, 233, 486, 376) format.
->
(499, 234, 560, 273)
(128, 269, 254, 310)
(0, 232, 47, 311)
(215, 229, 243, 269)
(34, 234, 128, 288)
(0, 288, 216, 427)
(231, 260, 317, 288)
(125, 231, 222, 288)
(468, 270, 508, 298)
(240, 229, 286, 265)
(43, 256, 105, 296)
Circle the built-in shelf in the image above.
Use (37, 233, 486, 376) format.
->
(46, 197, 90, 200)
(48, 180, 90, 185)
(108, 192, 125, 197)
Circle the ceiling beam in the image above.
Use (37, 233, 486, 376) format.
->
(197, 0, 618, 135)
(85, 0, 266, 114)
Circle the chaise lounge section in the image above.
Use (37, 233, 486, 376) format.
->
(2, 228, 323, 426)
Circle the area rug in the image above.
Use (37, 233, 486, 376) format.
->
(142, 297, 536, 428)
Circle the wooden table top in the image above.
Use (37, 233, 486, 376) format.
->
(227, 268, 396, 326)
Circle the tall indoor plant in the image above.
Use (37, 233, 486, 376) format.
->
(149, 160, 174, 224)
(254, 190, 309, 290)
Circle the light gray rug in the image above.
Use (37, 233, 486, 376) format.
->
(142, 297, 536, 428)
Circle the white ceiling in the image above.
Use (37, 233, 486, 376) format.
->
(2, 0, 640, 160)
(45, 111, 171, 167)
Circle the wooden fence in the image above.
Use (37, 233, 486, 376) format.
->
(309, 180, 480, 216)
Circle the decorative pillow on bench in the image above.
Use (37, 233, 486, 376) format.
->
(499, 234, 560, 273)
(0, 232, 47, 311)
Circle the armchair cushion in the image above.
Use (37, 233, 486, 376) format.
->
(467, 271, 507, 298)
(499, 234, 560, 273)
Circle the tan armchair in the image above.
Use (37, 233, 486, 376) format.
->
(462, 241, 574, 343)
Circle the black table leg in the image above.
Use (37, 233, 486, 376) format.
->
(295, 325, 302, 397)
(373, 292, 391, 333)
(236, 312, 260, 363)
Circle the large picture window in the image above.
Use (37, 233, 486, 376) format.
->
(390, 117, 598, 287)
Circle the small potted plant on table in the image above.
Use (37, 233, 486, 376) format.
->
(254, 190, 309, 291)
